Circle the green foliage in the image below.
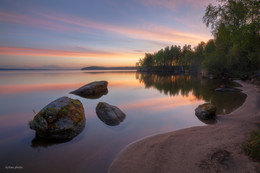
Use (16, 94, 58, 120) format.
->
(202, 0, 260, 76)
(61, 107, 69, 114)
(136, 73, 246, 115)
(137, 44, 201, 72)
(136, 0, 260, 77)
(244, 130, 260, 161)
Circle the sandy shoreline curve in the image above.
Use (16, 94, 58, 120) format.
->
(109, 81, 260, 173)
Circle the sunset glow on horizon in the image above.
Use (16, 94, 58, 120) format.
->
(0, 0, 214, 68)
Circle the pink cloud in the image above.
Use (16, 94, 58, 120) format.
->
(138, 0, 214, 9)
(39, 12, 210, 45)
(0, 10, 78, 31)
(0, 46, 143, 57)
(0, 47, 113, 57)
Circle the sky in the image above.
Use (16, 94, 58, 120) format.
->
(0, 0, 214, 69)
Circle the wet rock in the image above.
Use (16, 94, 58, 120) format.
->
(29, 96, 85, 140)
(195, 103, 216, 120)
(78, 89, 108, 99)
(70, 81, 108, 99)
(96, 102, 126, 126)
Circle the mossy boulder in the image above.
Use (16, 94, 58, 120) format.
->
(29, 96, 85, 140)
(70, 81, 108, 99)
(195, 103, 216, 120)
(96, 102, 126, 126)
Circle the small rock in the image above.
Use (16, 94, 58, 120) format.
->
(195, 103, 216, 120)
(96, 102, 126, 126)
(29, 96, 85, 140)
(70, 81, 108, 99)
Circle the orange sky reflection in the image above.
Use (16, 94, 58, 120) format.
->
(0, 80, 140, 95)
(0, 83, 84, 94)
(121, 92, 203, 112)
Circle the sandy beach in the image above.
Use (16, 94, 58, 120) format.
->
(109, 81, 260, 173)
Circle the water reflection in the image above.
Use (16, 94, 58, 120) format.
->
(70, 88, 108, 99)
(0, 70, 247, 173)
(31, 136, 72, 148)
(195, 116, 218, 125)
(136, 72, 247, 115)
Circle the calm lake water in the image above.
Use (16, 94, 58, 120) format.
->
(0, 70, 246, 173)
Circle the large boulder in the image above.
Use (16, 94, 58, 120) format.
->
(70, 81, 108, 99)
(96, 102, 126, 126)
(195, 103, 216, 120)
(29, 96, 85, 140)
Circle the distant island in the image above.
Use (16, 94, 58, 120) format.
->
(81, 66, 136, 70)
(0, 66, 137, 71)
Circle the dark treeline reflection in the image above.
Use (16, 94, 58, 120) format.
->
(136, 72, 246, 115)
(31, 137, 72, 148)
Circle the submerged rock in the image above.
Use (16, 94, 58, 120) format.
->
(215, 88, 236, 92)
(80, 89, 108, 99)
(195, 103, 216, 120)
(96, 102, 126, 126)
(29, 96, 85, 140)
(70, 81, 108, 99)
(196, 117, 218, 125)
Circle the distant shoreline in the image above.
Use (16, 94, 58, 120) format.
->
(81, 66, 136, 70)
(0, 68, 137, 71)
(0, 66, 137, 71)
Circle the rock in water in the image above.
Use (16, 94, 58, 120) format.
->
(96, 102, 126, 126)
(195, 103, 216, 120)
(29, 96, 85, 140)
(70, 81, 108, 99)
(215, 88, 236, 92)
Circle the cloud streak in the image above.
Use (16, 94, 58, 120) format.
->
(41, 11, 211, 45)
(138, 0, 213, 10)
(0, 11, 74, 31)
(0, 1, 214, 67)
(0, 9, 210, 46)
(0, 47, 142, 59)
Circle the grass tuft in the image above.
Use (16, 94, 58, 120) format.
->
(244, 130, 260, 161)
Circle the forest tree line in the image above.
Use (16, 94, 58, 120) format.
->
(136, 0, 260, 78)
